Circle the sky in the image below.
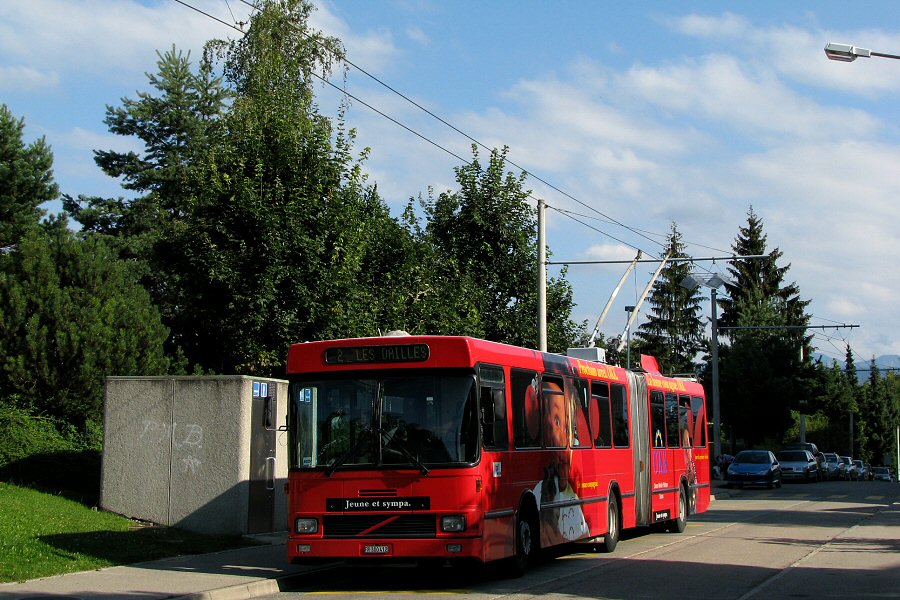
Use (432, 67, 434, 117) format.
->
(2, 1, 900, 366)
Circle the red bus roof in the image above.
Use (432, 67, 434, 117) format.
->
(286, 335, 702, 396)
(287, 335, 548, 374)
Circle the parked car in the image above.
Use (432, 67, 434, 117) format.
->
(853, 460, 869, 481)
(776, 450, 820, 482)
(726, 450, 782, 489)
(840, 456, 858, 481)
(822, 452, 845, 480)
(871, 466, 893, 482)
(783, 442, 825, 479)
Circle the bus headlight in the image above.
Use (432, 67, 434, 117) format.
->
(441, 515, 466, 532)
(295, 517, 318, 534)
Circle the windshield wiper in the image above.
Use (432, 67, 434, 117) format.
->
(325, 427, 372, 476)
(380, 427, 430, 475)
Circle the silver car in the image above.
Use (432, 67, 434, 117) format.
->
(841, 456, 858, 481)
(776, 450, 820, 482)
(871, 466, 893, 482)
(822, 452, 845, 480)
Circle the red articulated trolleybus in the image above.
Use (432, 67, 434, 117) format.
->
(285, 335, 710, 576)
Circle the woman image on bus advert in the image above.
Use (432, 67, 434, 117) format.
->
(530, 379, 589, 545)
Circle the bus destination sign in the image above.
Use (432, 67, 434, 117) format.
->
(324, 344, 430, 365)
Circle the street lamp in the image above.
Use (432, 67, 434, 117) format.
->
(824, 42, 900, 62)
(681, 273, 726, 462)
(825, 40, 900, 481)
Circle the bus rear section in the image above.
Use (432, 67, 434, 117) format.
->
(641, 373, 711, 530)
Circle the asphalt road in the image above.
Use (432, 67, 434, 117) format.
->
(263, 479, 900, 600)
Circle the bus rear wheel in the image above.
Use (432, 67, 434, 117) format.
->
(668, 487, 687, 533)
(602, 494, 620, 552)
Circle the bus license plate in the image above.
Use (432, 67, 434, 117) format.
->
(364, 544, 391, 555)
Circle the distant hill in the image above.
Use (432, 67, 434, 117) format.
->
(814, 354, 900, 383)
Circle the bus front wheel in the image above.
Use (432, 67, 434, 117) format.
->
(507, 509, 537, 577)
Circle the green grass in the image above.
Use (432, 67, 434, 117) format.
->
(0, 482, 253, 583)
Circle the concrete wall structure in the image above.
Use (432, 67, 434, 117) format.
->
(101, 376, 289, 536)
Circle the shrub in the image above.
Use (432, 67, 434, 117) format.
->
(0, 403, 79, 468)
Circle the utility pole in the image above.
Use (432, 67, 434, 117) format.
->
(537, 198, 547, 352)
(710, 286, 721, 461)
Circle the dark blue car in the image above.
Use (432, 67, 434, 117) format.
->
(726, 450, 782, 489)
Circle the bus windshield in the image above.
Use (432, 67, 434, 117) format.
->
(289, 372, 479, 471)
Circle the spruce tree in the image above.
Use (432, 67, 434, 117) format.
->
(859, 359, 890, 463)
(720, 207, 811, 352)
(715, 207, 814, 447)
(65, 45, 230, 242)
(0, 105, 58, 251)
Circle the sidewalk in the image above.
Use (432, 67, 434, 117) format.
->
(0, 533, 329, 600)
(710, 477, 736, 500)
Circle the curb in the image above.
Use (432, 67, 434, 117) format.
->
(171, 565, 333, 600)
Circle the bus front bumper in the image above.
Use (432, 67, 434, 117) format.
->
(288, 537, 485, 564)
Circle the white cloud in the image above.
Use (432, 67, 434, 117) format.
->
(0, 65, 59, 91)
(0, 1, 233, 79)
(667, 13, 900, 97)
(583, 243, 642, 262)
(624, 54, 880, 140)
(406, 26, 430, 46)
(669, 12, 751, 39)
(59, 126, 142, 154)
(509, 76, 689, 155)
(313, 2, 400, 73)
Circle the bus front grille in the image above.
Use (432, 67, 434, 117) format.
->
(323, 514, 436, 538)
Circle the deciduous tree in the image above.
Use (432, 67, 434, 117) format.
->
(418, 146, 584, 351)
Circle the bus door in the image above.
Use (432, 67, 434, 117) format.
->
(627, 371, 650, 526)
(649, 390, 676, 523)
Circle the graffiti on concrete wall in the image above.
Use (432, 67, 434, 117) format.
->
(139, 419, 205, 474)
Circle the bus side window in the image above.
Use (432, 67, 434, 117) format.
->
(590, 381, 612, 448)
(611, 383, 630, 448)
(511, 369, 541, 448)
(479, 364, 509, 450)
(541, 375, 567, 449)
(679, 395, 692, 448)
(570, 378, 591, 448)
(650, 390, 666, 448)
(691, 395, 707, 448)
(665, 392, 680, 448)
